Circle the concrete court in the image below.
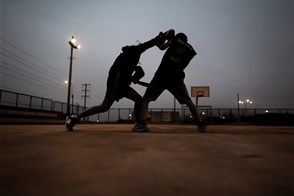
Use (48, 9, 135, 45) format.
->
(0, 124, 294, 196)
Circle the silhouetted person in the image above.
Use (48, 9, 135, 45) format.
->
(65, 31, 168, 131)
(134, 30, 207, 132)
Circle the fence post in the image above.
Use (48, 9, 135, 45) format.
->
(29, 96, 32, 109)
(0, 90, 2, 105)
(118, 108, 121, 120)
(41, 98, 44, 110)
(50, 100, 53, 111)
(61, 103, 63, 113)
(53, 101, 56, 112)
(16, 93, 19, 107)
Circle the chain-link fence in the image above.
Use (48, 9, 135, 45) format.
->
(1, 89, 293, 124)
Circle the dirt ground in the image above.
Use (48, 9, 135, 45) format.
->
(1, 124, 294, 196)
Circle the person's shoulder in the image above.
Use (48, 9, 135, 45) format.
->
(178, 39, 193, 49)
(186, 42, 196, 55)
(176, 40, 196, 55)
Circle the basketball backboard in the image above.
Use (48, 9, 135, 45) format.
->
(191, 86, 210, 97)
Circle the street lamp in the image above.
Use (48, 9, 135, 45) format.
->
(246, 99, 253, 104)
(245, 99, 253, 114)
(237, 94, 254, 122)
(66, 36, 80, 115)
(239, 98, 253, 115)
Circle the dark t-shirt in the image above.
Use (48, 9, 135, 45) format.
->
(105, 35, 165, 100)
(154, 39, 197, 81)
(108, 35, 166, 85)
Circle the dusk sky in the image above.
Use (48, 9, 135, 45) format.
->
(1, 0, 294, 109)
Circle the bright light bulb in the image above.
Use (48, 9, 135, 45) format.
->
(70, 38, 76, 44)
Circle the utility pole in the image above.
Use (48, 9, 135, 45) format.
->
(82, 84, 91, 122)
(82, 84, 91, 110)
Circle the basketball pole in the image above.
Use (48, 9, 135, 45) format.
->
(196, 96, 199, 109)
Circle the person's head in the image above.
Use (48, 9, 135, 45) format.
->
(121, 45, 142, 65)
(121, 45, 137, 53)
(175, 33, 187, 42)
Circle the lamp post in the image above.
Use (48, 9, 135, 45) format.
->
(244, 99, 253, 114)
(66, 36, 80, 115)
(65, 80, 74, 114)
(238, 98, 253, 116)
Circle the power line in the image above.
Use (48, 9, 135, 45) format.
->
(1, 37, 83, 98)
(0, 47, 67, 80)
(0, 37, 86, 85)
(1, 52, 66, 84)
(0, 69, 66, 95)
(1, 59, 81, 97)
(1, 37, 83, 91)
(0, 37, 103, 105)
(0, 37, 68, 77)
(1, 60, 66, 91)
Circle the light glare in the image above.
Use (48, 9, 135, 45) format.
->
(70, 38, 76, 44)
